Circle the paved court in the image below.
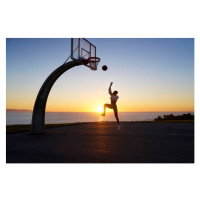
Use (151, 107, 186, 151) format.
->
(6, 122, 194, 163)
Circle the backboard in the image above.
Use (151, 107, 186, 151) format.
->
(71, 38, 99, 70)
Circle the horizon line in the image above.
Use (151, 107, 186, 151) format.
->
(6, 109, 194, 113)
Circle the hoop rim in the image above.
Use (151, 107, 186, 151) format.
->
(87, 57, 100, 63)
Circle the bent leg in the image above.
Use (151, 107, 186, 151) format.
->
(101, 104, 112, 116)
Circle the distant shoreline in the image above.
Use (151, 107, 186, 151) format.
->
(6, 109, 32, 113)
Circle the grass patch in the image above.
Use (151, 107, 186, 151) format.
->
(6, 122, 87, 134)
(6, 124, 32, 133)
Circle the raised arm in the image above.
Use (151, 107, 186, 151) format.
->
(108, 82, 113, 95)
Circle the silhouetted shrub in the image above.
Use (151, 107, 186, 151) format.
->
(154, 113, 194, 121)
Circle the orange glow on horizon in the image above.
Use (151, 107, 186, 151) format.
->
(6, 103, 194, 113)
(7, 97, 194, 113)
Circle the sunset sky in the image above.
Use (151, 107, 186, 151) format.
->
(6, 38, 194, 112)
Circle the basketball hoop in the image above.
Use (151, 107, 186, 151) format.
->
(86, 57, 100, 70)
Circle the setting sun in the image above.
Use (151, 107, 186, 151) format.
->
(96, 106, 103, 113)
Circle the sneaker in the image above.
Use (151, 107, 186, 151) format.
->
(118, 125, 120, 130)
(101, 113, 105, 116)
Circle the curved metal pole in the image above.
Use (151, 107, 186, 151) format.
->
(31, 60, 81, 134)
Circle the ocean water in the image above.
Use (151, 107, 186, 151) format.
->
(6, 112, 194, 125)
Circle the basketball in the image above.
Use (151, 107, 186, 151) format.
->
(102, 65, 107, 71)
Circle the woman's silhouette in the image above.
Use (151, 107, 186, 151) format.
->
(101, 82, 120, 130)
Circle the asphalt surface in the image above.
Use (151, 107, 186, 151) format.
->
(6, 122, 194, 163)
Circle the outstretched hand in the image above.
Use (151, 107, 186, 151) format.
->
(110, 82, 113, 86)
